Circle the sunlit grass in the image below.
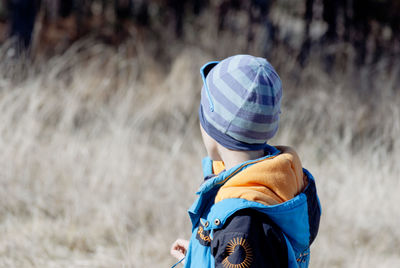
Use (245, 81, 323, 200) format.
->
(0, 42, 399, 267)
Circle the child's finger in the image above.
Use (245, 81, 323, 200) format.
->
(171, 248, 185, 260)
(175, 239, 189, 250)
(170, 245, 185, 260)
(170, 239, 189, 260)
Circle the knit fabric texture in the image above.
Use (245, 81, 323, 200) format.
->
(199, 54, 282, 150)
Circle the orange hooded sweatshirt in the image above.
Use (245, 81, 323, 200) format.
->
(213, 146, 308, 206)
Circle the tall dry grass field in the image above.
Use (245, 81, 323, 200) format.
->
(0, 42, 399, 267)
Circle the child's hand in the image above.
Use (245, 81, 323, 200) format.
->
(170, 239, 189, 262)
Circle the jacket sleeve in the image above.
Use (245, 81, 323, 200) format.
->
(211, 209, 288, 268)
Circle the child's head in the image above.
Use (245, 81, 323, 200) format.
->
(199, 54, 282, 158)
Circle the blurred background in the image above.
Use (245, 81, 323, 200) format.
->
(0, 0, 399, 267)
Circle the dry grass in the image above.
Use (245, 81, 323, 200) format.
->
(0, 40, 399, 268)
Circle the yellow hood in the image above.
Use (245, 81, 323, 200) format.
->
(214, 146, 308, 206)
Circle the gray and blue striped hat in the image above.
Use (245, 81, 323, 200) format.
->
(199, 54, 282, 151)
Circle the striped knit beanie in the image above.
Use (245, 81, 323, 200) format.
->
(199, 54, 282, 151)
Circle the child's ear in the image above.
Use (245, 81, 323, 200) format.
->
(200, 124, 222, 161)
(209, 142, 222, 161)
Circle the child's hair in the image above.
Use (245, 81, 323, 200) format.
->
(199, 54, 282, 151)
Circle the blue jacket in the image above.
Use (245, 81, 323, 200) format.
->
(183, 145, 321, 268)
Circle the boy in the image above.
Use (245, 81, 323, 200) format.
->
(171, 55, 321, 268)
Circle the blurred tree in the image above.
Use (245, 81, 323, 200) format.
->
(300, 0, 400, 67)
(7, 0, 38, 51)
(115, 0, 133, 20)
(1, 0, 398, 66)
(59, 0, 74, 18)
(350, 0, 400, 65)
(217, 0, 274, 53)
(166, 0, 187, 38)
(135, 0, 149, 26)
